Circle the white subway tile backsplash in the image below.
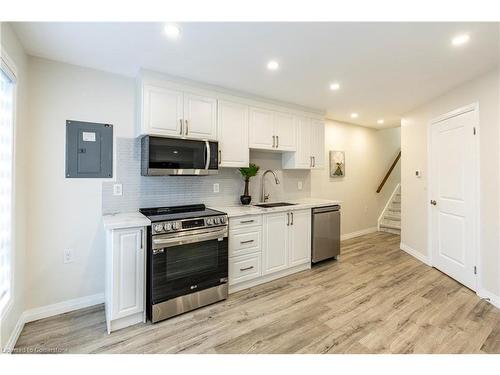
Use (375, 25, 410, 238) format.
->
(102, 138, 311, 214)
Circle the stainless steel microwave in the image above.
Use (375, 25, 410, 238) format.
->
(141, 136, 219, 176)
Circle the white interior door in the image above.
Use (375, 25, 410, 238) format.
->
(430, 106, 477, 291)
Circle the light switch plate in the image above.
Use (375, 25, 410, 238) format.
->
(113, 184, 123, 196)
(213, 183, 220, 193)
(297, 181, 303, 190)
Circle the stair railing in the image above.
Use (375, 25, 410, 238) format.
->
(376, 150, 401, 193)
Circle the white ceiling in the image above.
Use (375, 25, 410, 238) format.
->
(11, 22, 499, 128)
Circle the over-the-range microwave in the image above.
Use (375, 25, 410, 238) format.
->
(141, 136, 219, 176)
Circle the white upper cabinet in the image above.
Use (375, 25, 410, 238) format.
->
(142, 84, 184, 137)
(282, 116, 324, 169)
(139, 82, 217, 140)
(249, 107, 297, 151)
(217, 100, 249, 168)
(274, 112, 296, 151)
(310, 119, 325, 169)
(183, 92, 217, 140)
(249, 107, 275, 150)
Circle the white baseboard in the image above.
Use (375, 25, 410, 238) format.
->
(477, 288, 500, 309)
(400, 242, 431, 266)
(23, 293, 104, 323)
(3, 311, 27, 354)
(341, 227, 378, 241)
(3, 292, 104, 353)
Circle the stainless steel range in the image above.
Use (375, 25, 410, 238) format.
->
(140, 204, 228, 323)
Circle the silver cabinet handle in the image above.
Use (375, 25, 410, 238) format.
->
(140, 231, 143, 250)
(240, 219, 254, 224)
(240, 266, 254, 271)
(218, 150, 222, 165)
(290, 212, 294, 225)
(286, 212, 290, 226)
(310, 156, 313, 168)
(179, 119, 183, 135)
(240, 239, 254, 244)
(276, 136, 279, 148)
(312, 156, 316, 167)
(185, 120, 189, 136)
(272, 135, 276, 148)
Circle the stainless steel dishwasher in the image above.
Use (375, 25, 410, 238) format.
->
(311, 205, 341, 263)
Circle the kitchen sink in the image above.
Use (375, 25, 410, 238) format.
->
(254, 202, 297, 208)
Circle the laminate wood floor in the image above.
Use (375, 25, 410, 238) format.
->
(14, 232, 500, 354)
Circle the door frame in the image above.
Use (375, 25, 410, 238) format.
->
(427, 102, 480, 292)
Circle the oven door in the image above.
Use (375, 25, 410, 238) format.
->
(141, 136, 219, 176)
(149, 227, 228, 304)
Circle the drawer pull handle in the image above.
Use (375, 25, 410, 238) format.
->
(240, 220, 255, 224)
(240, 266, 254, 271)
(240, 239, 254, 244)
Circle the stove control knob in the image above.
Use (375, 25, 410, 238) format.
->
(164, 222, 172, 231)
(220, 216, 226, 224)
(154, 224, 164, 233)
(206, 218, 213, 225)
(214, 217, 220, 225)
(173, 222, 181, 230)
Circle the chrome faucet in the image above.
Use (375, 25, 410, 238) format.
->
(261, 170, 280, 202)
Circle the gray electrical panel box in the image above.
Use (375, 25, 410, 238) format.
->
(65, 120, 113, 178)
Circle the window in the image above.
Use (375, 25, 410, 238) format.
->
(0, 56, 15, 312)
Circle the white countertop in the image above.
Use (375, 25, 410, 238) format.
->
(102, 198, 340, 228)
(211, 198, 341, 218)
(102, 212, 151, 230)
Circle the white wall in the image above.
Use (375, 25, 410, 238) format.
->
(311, 120, 401, 236)
(0, 23, 29, 349)
(401, 68, 499, 297)
(25, 57, 136, 309)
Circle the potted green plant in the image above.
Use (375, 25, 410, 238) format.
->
(238, 163, 260, 205)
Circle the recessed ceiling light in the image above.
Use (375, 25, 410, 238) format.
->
(329, 82, 340, 91)
(164, 24, 181, 39)
(267, 60, 279, 71)
(451, 34, 470, 46)
(377, 119, 384, 124)
(351, 113, 359, 119)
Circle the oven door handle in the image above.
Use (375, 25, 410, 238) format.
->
(152, 230, 226, 249)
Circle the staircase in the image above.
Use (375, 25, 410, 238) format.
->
(378, 184, 401, 235)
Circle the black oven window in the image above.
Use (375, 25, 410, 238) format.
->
(166, 240, 220, 281)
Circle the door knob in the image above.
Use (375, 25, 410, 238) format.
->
(430, 200, 437, 206)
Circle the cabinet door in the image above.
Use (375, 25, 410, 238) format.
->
(112, 228, 144, 320)
(262, 212, 289, 275)
(289, 209, 312, 267)
(311, 119, 325, 169)
(183, 93, 218, 140)
(249, 107, 275, 150)
(217, 100, 249, 167)
(274, 112, 296, 151)
(142, 84, 183, 137)
(296, 117, 312, 168)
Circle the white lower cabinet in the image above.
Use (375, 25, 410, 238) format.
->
(105, 226, 146, 334)
(228, 209, 311, 293)
(289, 209, 312, 267)
(262, 212, 289, 275)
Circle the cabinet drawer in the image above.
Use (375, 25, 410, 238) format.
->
(229, 253, 261, 285)
(229, 227, 261, 257)
(229, 215, 262, 229)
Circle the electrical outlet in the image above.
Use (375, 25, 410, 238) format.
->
(297, 181, 303, 190)
(64, 249, 74, 264)
(113, 184, 123, 196)
(213, 183, 220, 193)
